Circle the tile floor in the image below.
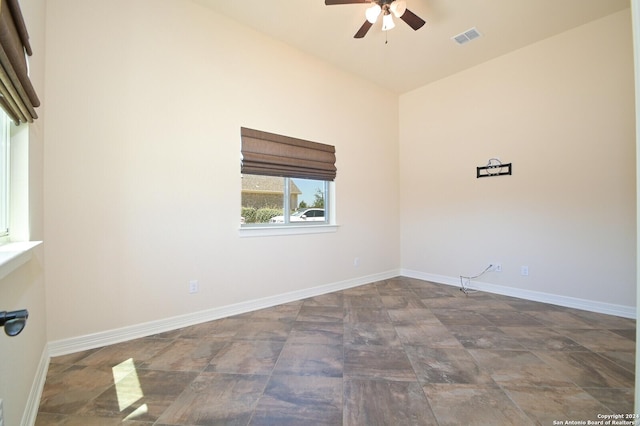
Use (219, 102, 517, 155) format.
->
(36, 277, 635, 425)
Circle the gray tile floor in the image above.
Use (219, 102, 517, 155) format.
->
(36, 277, 635, 425)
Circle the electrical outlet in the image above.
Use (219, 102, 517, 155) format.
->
(493, 263, 502, 272)
(521, 266, 529, 276)
(189, 280, 199, 294)
(353, 257, 360, 267)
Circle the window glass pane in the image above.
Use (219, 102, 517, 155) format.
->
(290, 178, 327, 223)
(241, 175, 285, 224)
(240, 175, 328, 226)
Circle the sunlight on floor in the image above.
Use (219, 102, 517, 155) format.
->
(112, 358, 147, 418)
(124, 403, 149, 421)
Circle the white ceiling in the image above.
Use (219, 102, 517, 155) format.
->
(195, 0, 630, 94)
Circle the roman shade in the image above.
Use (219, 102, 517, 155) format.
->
(241, 127, 336, 181)
(0, 0, 39, 124)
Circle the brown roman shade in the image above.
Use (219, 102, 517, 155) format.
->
(0, 0, 39, 124)
(241, 127, 336, 181)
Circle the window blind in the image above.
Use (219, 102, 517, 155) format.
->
(0, 0, 39, 125)
(241, 127, 336, 181)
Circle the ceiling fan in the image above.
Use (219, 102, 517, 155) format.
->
(325, 0, 426, 39)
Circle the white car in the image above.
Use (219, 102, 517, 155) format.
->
(270, 208, 325, 224)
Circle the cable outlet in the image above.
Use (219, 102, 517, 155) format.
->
(189, 280, 199, 294)
(493, 263, 502, 272)
(521, 266, 529, 276)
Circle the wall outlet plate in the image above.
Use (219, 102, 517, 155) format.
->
(493, 263, 502, 272)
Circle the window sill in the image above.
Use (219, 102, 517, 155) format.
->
(0, 241, 42, 281)
(239, 224, 339, 238)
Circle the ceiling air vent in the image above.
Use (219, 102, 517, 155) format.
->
(452, 27, 481, 45)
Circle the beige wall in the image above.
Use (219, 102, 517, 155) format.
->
(43, 0, 400, 341)
(400, 9, 635, 308)
(0, 249, 45, 426)
(0, 0, 47, 425)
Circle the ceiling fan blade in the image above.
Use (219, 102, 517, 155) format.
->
(354, 20, 373, 38)
(325, 0, 369, 4)
(400, 8, 426, 31)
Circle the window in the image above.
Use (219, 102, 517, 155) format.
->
(241, 175, 328, 225)
(240, 127, 335, 229)
(0, 0, 42, 278)
(0, 110, 9, 237)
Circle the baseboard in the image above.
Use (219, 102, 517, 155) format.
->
(48, 269, 400, 357)
(401, 269, 636, 319)
(21, 345, 49, 426)
(32, 267, 635, 424)
(47, 266, 635, 357)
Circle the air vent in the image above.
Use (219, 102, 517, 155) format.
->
(452, 27, 481, 45)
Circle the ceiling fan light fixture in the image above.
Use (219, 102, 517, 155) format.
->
(365, 4, 382, 24)
(382, 13, 395, 31)
(390, 0, 407, 18)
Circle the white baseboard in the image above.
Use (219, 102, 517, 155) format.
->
(31, 268, 635, 424)
(401, 269, 636, 319)
(21, 346, 49, 426)
(48, 267, 635, 358)
(48, 269, 401, 357)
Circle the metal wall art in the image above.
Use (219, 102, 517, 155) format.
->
(477, 158, 512, 178)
